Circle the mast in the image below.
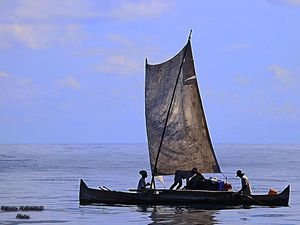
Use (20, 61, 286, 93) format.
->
(150, 30, 192, 188)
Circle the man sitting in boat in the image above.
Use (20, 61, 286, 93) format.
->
(137, 170, 150, 190)
(236, 170, 252, 195)
(170, 167, 198, 190)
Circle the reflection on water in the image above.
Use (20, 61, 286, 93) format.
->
(137, 206, 217, 225)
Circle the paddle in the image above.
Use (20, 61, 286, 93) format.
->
(233, 192, 264, 206)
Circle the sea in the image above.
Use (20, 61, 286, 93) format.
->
(0, 144, 299, 225)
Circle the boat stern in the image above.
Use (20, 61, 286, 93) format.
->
(279, 185, 290, 206)
(79, 179, 91, 205)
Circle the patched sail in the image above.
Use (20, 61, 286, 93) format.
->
(145, 40, 221, 175)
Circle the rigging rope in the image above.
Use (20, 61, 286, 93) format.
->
(220, 171, 238, 191)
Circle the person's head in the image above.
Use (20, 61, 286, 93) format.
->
(139, 170, 148, 178)
(236, 170, 245, 178)
(192, 167, 198, 174)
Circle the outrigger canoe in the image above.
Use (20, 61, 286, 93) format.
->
(80, 179, 290, 207)
(79, 32, 290, 208)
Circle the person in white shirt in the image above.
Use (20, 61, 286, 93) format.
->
(236, 169, 252, 195)
(137, 170, 150, 190)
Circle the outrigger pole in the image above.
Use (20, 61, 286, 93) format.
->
(150, 30, 192, 188)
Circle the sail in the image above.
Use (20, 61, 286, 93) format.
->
(145, 40, 221, 175)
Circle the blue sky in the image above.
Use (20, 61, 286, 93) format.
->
(0, 0, 299, 144)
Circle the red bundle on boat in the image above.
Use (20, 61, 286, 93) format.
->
(224, 183, 232, 191)
(268, 188, 278, 195)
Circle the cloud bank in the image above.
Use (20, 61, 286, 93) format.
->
(268, 0, 300, 6)
(0, 0, 172, 49)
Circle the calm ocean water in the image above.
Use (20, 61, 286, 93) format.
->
(0, 144, 299, 225)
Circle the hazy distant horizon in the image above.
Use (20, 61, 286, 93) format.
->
(1, 142, 299, 145)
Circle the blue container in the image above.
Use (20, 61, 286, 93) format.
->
(217, 180, 225, 191)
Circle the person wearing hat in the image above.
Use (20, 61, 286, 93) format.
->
(137, 170, 151, 190)
(170, 167, 198, 190)
(236, 169, 252, 195)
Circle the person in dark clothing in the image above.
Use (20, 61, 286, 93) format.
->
(137, 170, 150, 190)
(236, 169, 252, 195)
(170, 167, 198, 190)
(186, 172, 205, 189)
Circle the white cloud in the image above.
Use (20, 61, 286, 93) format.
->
(96, 55, 142, 76)
(107, 34, 135, 48)
(268, 64, 293, 84)
(3, 0, 100, 22)
(234, 75, 250, 85)
(250, 99, 300, 120)
(0, 0, 94, 49)
(286, 0, 300, 5)
(81, 33, 149, 76)
(0, 0, 171, 49)
(0, 71, 10, 77)
(57, 77, 81, 90)
(0, 24, 54, 49)
(58, 24, 86, 45)
(109, 0, 173, 19)
(268, 0, 300, 6)
(0, 23, 85, 49)
(1, 0, 172, 23)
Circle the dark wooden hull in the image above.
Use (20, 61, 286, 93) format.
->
(79, 179, 290, 207)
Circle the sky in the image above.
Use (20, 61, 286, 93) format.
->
(0, 0, 300, 144)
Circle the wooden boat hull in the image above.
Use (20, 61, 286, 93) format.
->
(79, 179, 290, 207)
